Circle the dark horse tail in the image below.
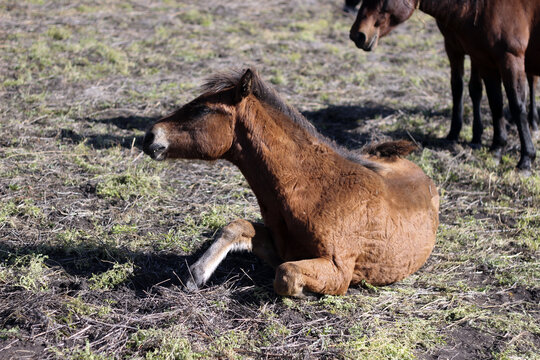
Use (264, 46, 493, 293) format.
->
(363, 140, 417, 159)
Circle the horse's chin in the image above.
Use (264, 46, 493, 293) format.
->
(153, 152, 167, 161)
(353, 34, 378, 51)
(364, 34, 378, 51)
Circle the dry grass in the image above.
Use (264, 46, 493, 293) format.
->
(0, 0, 538, 359)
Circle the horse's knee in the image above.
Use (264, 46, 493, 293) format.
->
(221, 219, 255, 240)
(274, 263, 304, 297)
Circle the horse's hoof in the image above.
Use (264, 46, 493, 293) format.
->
(517, 168, 532, 177)
(183, 279, 199, 293)
(445, 132, 459, 142)
(516, 158, 532, 173)
(488, 147, 502, 164)
(530, 122, 539, 134)
(470, 142, 482, 150)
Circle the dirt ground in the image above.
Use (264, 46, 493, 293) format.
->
(0, 0, 538, 359)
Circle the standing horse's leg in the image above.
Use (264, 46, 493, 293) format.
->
(445, 41, 465, 142)
(274, 258, 354, 297)
(528, 74, 539, 132)
(500, 55, 536, 170)
(184, 219, 280, 291)
(469, 62, 484, 147)
(483, 71, 507, 159)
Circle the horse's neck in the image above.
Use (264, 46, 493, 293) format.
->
(225, 100, 340, 213)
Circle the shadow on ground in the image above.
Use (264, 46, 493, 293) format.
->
(58, 115, 160, 150)
(303, 103, 459, 151)
(0, 236, 275, 303)
(86, 115, 156, 131)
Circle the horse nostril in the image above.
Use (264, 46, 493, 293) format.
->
(148, 143, 166, 159)
(151, 144, 166, 152)
(351, 32, 367, 48)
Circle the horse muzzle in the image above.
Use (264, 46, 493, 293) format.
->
(143, 130, 168, 161)
(350, 31, 377, 51)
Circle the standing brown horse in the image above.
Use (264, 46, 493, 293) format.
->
(442, 32, 538, 156)
(350, 0, 539, 170)
(345, 0, 538, 153)
(142, 68, 439, 297)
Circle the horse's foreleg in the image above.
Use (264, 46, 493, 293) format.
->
(528, 74, 539, 132)
(469, 63, 483, 146)
(273, 257, 354, 298)
(500, 55, 536, 170)
(185, 219, 279, 291)
(445, 42, 465, 141)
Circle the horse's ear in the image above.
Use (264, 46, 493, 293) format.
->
(236, 69, 253, 102)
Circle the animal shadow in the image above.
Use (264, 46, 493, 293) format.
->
(303, 104, 459, 152)
(59, 115, 160, 150)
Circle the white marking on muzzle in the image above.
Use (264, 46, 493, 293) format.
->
(153, 126, 169, 149)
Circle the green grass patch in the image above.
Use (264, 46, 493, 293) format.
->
(343, 318, 444, 359)
(96, 168, 161, 200)
(89, 262, 134, 290)
(129, 325, 203, 359)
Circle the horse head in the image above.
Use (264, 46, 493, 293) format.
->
(349, 0, 417, 51)
(143, 69, 255, 161)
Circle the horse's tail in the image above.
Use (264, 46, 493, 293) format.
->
(362, 140, 417, 159)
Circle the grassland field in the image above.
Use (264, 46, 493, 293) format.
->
(0, 0, 538, 359)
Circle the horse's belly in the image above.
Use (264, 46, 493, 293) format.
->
(351, 205, 437, 286)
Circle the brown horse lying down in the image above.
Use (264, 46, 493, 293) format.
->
(143, 68, 439, 297)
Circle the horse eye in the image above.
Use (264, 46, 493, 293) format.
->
(187, 105, 212, 117)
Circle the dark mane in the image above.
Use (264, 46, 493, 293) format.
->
(362, 140, 417, 159)
(202, 68, 381, 172)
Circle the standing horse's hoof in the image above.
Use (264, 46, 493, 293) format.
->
(445, 131, 459, 142)
(530, 120, 539, 133)
(517, 157, 532, 173)
(517, 168, 532, 177)
(469, 142, 482, 150)
(489, 144, 504, 163)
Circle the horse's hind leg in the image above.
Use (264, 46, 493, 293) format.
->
(274, 258, 354, 297)
(484, 71, 507, 159)
(528, 74, 539, 132)
(184, 219, 280, 291)
(500, 55, 536, 170)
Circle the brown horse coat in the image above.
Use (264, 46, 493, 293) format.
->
(350, 0, 539, 170)
(143, 68, 439, 297)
